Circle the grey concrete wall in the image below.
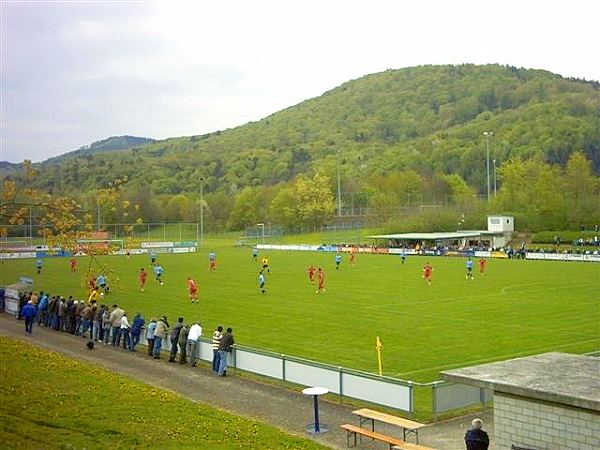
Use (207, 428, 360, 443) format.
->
(494, 393, 600, 450)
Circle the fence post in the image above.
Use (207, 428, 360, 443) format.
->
(147, 224, 150, 241)
(338, 366, 344, 403)
(282, 354, 286, 382)
(408, 380, 414, 417)
(432, 382, 438, 422)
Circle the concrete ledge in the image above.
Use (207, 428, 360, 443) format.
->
(441, 352, 600, 412)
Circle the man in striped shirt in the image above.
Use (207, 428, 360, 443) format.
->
(212, 326, 223, 374)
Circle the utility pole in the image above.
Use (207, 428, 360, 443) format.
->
(199, 177, 204, 248)
(483, 131, 494, 202)
(336, 149, 342, 216)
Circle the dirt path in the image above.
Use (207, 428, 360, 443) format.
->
(0, 314, 493, 449)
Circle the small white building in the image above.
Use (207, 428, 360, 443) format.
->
(487, 215, 514, 233)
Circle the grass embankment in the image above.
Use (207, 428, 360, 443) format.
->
(0, 337, 328, 450)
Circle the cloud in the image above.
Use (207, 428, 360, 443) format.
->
(1, 0, 599, 162)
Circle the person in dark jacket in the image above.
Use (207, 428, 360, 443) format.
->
(21, 300, 37, 334)
(217, 327, 234, 376)
(465, 418, 489, 450)
(130, 313, 145, 351)
(169, 317, 184, 362)
(177, 324, 189, 364)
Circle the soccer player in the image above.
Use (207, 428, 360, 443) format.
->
(479, 258, 487, 275)
(209, 251, 217, 271)
(187, 277, 198, 303)
(422, 262, 433, 285)
(154, 264, 164, 285)
(316, 268, 325, 293)
(349, 250, 356, 265)
(97, 273, 110, 293)
(258, 271, 266, 294)
(400, 251, 407, 265)
(149, 251, 157, 266)
(261, 256, 270, 274)
(335, 253, 342, 270)
(139, 268, 148, 291)
(465, 258, 474, 280)
(35, 258, 43, 275)
(87, 271, 97, 291)
(69, 257, 77, 273)
(307, 265, 316, 285)
(252, 247, 258, 261)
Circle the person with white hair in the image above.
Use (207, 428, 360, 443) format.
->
(464, 418, 489, 450)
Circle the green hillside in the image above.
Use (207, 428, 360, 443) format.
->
(4, 64, 600, 231)
(43, 135, 155, 164)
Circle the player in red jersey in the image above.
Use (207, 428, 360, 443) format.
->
(187, 277, 198, 303)
(69, 257, 77, 272)
(308, 265, 316, 285)
(479, 258, 486, 275)
(316, 268, 325, 293)
(139, 268, 148, 292)
(349, 250, 356, 265)
(422, 262, 434, 285)
(87, 271, 97, 291)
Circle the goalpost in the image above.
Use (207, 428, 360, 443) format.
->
(76, 239, 124, 253)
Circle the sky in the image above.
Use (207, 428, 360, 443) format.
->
(1, 0, 599, 163)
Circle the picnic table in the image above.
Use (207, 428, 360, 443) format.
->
(352, 408, 427, 443)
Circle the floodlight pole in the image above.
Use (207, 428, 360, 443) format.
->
(493, 159, 497, 197)
(483, 131, 494, 203)
(199, 177, 204, 248)
(257, 223, 265, 243)
(336, 148, 342, 216)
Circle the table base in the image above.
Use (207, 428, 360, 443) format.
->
(306, 423, 329, 434)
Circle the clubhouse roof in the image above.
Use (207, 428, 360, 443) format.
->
(368, 231, 488, 241)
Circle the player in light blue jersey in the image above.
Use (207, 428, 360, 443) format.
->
(258, 271, 266, 293)
(335, 254, 342, 270)
(36, 258, 43, 274)
(154, 264, 164, 285)
(465, 258, 474, 280)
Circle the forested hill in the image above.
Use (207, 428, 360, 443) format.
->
(43, 135, 155, 164)
(9, 64, 600, 197)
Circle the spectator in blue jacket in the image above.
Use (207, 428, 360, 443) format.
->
(465, 418, 489, 450)
(36, 292, 49, 325)
(130, 313, 145, 352)
(21, 300, 37, 334)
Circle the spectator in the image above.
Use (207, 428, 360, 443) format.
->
(21, 300, 37, 334)
(187, 322, 202, 367)
(153, 316, 169, 359)
(169, 317, 184, 362)
(74, 300, 85, 335)
(146, 317, 157, 356)
(66, 297, 75, 333)
(48, 296, 58, 329)
(217, 327, 234, 377)
(120, 311, 132, 350)
(80, 302, 93, 338)
(178, 323, 189, 364)
(109, 304, 124, 346)
(211, 326, 223, 374)
(36, 292, 49, 325)
(102, 306, 112, 345)
(130, 313, 145, 351)
(93, 304, 104, 342)
(465, 418, 489, 450)
(58, 297, 67, 332)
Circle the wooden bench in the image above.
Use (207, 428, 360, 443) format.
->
(352, 408, 427, 443)
(341, 424, 404, 449)
(392, 444, 436, 450)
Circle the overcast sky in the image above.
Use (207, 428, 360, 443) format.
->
(1, 0, 599, 163)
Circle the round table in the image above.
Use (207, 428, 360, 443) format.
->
(302, 386, 329, 434)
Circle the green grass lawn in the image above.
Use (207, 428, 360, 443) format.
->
(2, 245, 598, 384)
(0, 337, 327, 450)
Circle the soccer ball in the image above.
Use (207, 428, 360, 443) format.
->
(100, 292, 105, 298)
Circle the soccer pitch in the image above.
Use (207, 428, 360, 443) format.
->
(2, 246, 598, 383)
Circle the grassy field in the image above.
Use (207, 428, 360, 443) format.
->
(1, 244, 598, 384)
(0, 336, 328, 450)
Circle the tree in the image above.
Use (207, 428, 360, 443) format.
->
(293, 172, 335, 230)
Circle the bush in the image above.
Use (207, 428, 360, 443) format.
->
(531, 230, 598, 243)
